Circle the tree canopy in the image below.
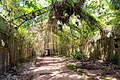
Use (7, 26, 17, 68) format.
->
(0, 0, 120, 59)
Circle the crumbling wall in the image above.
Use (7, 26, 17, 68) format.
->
(0, 16, 36, 74)
(84, 37, 115, 61)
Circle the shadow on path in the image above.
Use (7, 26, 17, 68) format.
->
(30, 56, 87, 80)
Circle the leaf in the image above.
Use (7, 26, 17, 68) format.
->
(0, 11, 2, 14)
(22, 7, 34, 13)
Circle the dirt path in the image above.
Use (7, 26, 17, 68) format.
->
(31, 56, 120, 80)
(31, 56, 87, 80)
(1, 56, 120, 80)
(1, 56, 89, 80)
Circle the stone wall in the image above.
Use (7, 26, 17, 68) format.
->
(0, 16, 36, 75)
(83, 37, 118, 61)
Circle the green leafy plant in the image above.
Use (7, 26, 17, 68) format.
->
(71, 50, 83, 60)
(109, 54, 120, 65)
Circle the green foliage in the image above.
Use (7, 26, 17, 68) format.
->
(109, 54, 120, 65)
(99, 66, 110, 70)
(22, 0, 40, 13)
(110, 0, 120, 10)
(0, 0, 120, 64)
(71, 50, 83, 60)
(14, 27, 36, 45)
(118, 59, 120, 66)
(103, 78, 114, 80)
(46, 0, 52, 4)
(106, 11, 120, 27)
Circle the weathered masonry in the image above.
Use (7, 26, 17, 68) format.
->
(0, 16, 36, 75)
(84, 30, 120, 62)
(0, 16, 8, 74)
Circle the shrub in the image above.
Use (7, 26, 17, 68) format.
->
(71, 50, 83, 60)
(110, 54, 120, 65)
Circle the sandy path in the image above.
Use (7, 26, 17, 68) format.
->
(31, 56, 85, 80)
(0, 56, 88, 80)
(1, 56, 119, 80)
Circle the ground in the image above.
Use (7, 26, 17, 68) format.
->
(0, 56, 86, 80)
(0, 56, 120, 80)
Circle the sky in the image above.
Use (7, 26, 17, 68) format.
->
(0, 5, 4, 17)
(36, 0, 49, 7)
